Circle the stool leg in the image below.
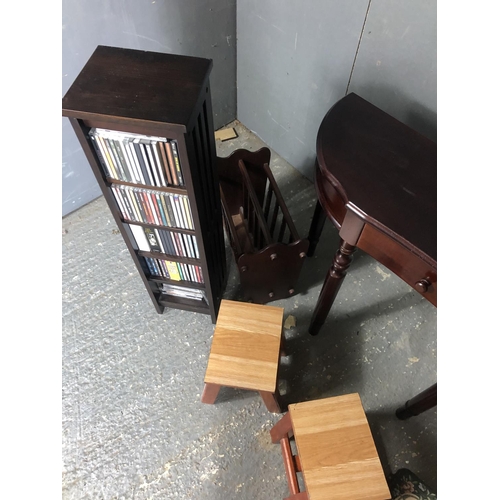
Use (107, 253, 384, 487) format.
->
(259, 391, 281, 413)
(270, 411, 293, 443)
(201, 383, 221, 404)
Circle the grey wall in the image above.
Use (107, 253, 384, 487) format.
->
(348, 0, 437, 142)
(62, 0, 236, 217)
(63, 0, 436, 215)
(237, 0, 437, 180)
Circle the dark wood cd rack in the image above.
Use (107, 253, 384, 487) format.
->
(62, 45, 227, 322)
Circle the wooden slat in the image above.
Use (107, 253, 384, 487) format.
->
(220, 187, 243, 256)
(263, 182, 273, 220)
(263, 162, 300, 241)
(238, 160, 273, 246)
(269, 198, 280, 238)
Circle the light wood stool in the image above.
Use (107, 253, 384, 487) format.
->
(270, 393, 391, 500)
(201, 299, 284, 413)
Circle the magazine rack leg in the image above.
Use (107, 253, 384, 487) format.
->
(307, 199, 327, 257)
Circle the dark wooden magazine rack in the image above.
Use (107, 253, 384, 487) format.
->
(217, 147, 309, 304)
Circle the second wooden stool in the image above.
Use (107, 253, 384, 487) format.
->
(201, 299, 284, 413)
(270, 393, 391, 499)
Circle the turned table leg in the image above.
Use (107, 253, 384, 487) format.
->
(307, 200, 327, 257)
(396, 383, 437, 420)
(309, 238, 356, 336)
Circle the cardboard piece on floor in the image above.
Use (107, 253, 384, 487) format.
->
(284, 315, 296, 330)
(215, 127, 238, 142)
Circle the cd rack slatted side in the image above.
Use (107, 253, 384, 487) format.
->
(62, 46, 227, 323)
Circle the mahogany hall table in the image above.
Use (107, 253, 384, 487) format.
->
(307, 93, 437, 336)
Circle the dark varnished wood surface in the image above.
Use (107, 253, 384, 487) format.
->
(62, 45, 212, 131)
(317, 93, 437, 262)
(396, 383, 437, 420)
(308, 93, 437, 335)
(218, 148, 309, 304)
(63, 47, 226, 322)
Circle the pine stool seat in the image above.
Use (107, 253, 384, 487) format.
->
(270, 393, 391, 500)
(201, 299, 284, 413)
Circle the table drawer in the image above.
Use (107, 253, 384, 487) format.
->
(357, 224, 436, 306)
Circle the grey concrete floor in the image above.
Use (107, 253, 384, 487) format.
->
(62, 120, 437, 499)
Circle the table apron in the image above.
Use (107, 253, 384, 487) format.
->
(357, 223, 437, 306)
